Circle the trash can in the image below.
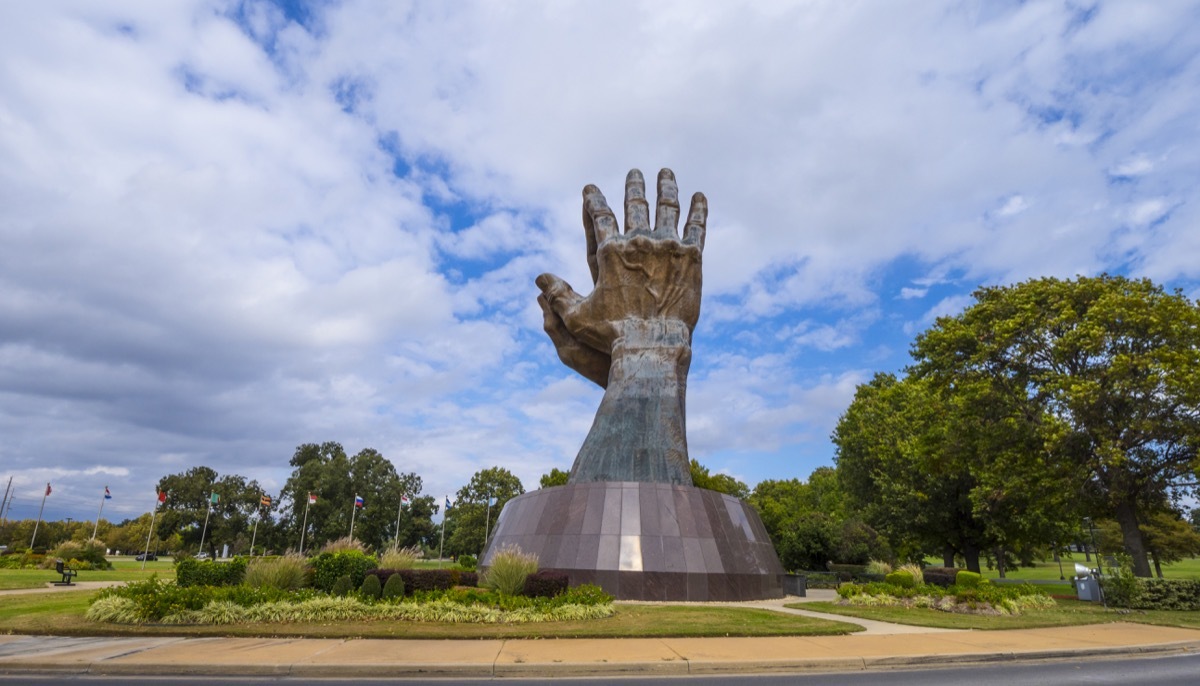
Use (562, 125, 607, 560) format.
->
(782, 574, 807, 597)
(1076, 575, 1100, 601)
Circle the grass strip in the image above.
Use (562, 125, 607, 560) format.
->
(0, 590, 860, 639)
(796, 599, 1200, 631)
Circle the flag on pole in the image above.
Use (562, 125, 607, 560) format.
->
(401, 495, 410, 506)
(157, 490, 167, 503)
(488, 496, 497, 507)
(45, 483, 52, 496)
(209, 492, 219, 505)
(444, 495, 453, 511)
(308, 493, 318, 505)
(260, 495, 272, 507)
(354, 495, 364, 508)
(104, 486, 112, 500)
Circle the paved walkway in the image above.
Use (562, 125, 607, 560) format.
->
(1, 585, 1198, 676)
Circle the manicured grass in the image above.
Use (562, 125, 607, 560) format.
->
(0, 558, 176, 590)
(0, 590, 861, 639)
(796, 599, 1200, 631)
(963, 556, 1200, 582)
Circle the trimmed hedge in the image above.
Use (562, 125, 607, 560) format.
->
(922, 567, 963, 587)
(523, 570, 569, 598)
(955, 570, 985, 588)
(368, 568, 479, 595)
(311, 551, 378, 592)
(175, 557, 247, 587)
(1106, 578, 1200, 611)
(884, 570, 915, 588)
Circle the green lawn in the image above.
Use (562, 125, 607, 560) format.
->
(931, 556, 1200, 582)
(0, 557, 176, 590)
(797, 599, 1200, 631)
(0, 589, 860, 639)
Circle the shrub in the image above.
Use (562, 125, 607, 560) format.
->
(371, 568, 479, 594)
(554, 583, 612, 606)
(51, 541, 112, 570)
(897, 563, 924, 585)
(1104, 576, 1200, 611)
(244, 554, 310, 591)
(359, 574, 382, 599)
(378, 545, 421, 570)
(523, 570, 569, 598)
(311, 551, 378, 592)
(483, 545, 538, 596)
(885, 570, 915, 588)
(320, 536, 368, 554)
(955, 570, 985, 588)
(865, 559, 893, 575)
(382, 572, 405, 600)
(922, 567, 962, 587)
(835, 518, 892, 565)
(175, 557, 247, 587)
(331, 574, 354, 597)
(457, 554, 478, 571)
(90, 577, 309, 622)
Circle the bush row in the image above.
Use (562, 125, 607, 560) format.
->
(1103, 575, 1200, 611)
(175, 557, 248, 587)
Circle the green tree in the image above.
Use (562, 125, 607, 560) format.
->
(913, 275, 1200, 577)
(447, 467, 524, 557)
(280, 442, 431, 552)
(539, 468, 570, 489)
(154, 467, 272, 557)
(689, 459, 749, 499)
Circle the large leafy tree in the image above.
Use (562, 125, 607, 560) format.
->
(913, 275, 1200, 577)
(538, 468, 570, 489)
(447, 466, 524, 557)
(280, 442, 430, 551)
(689, 459, 750, 499)
(154, 467, 271, 556)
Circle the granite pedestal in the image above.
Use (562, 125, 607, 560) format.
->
(481, 482, 784, 601)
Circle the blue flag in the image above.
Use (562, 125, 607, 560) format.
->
(104, 486, 112, 500)
(444, 495, 453, 511)
(488, 496, 497, 507)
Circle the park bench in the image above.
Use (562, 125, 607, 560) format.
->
(53, 559, 77, 586)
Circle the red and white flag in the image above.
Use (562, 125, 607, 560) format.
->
(308, 493, 318, 505)
(45, 483, 52, 496)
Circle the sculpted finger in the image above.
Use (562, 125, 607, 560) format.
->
(624, 169, 651, 235)
(535, 272, 583, 315)
(682, 191, 708, 250)
(583, 184, 619, 245)
(582, 202, 599, 284)
(538, 294, 611, 389)
(654, 168, 680, 236)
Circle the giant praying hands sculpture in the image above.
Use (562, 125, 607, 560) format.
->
(536, 169, 706, 485)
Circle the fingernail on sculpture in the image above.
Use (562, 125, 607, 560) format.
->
(484, 170, 784, 601)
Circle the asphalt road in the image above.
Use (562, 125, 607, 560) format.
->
(1, 652, 1199, 685)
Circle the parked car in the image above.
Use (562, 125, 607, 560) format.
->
(135, 552, 157, 561)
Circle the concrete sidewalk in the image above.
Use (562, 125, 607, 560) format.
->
(0, 623, 1198, 677)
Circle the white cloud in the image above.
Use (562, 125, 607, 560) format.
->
(1, 1, 1199, 518)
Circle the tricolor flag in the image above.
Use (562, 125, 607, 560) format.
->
(308, 493, 318, 505)
(104, 486, 112, 500)
(400, 495, 410, 506)
(209, 492, 220, 505)
(354, 495, 364, 509)
(45, 483, 52, 496)
(260, 494, 272, 507)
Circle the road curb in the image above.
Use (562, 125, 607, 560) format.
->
(1, 641, 1198, 677)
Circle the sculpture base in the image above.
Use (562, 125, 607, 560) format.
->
(481, 482, 783, 601)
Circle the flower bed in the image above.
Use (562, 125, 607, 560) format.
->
(836, 580, 1055, 615)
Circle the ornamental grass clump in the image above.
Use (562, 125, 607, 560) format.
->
(482, 544, 539, 596)
(243, 554, 310, 591)
(378, 544, 421, 570)
(865, 559, 892, 575)
(320, 536, 367, 554)
(897, 563, 924, 585)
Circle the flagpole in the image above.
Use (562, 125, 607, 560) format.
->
(483, 492, 492, 556)
(394, 495, 404, 546)
(299, 495, 311, 555)
(199, 496, 213, 555)
(438, 497, 447, 569)
(349, 496, 359, 540)
(142, 496, 160, 571)
(30, 483, 50, 548)
(0, 476, 11, 525)
(250, 512, 260, 557)
(92, 487, 107, 542)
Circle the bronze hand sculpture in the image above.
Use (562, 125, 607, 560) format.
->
(537, 169, 707, 484)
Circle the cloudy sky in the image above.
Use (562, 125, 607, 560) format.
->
(3, 0, 1199, 524)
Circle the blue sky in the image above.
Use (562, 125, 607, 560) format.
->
(2, 1, 1199, 524)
